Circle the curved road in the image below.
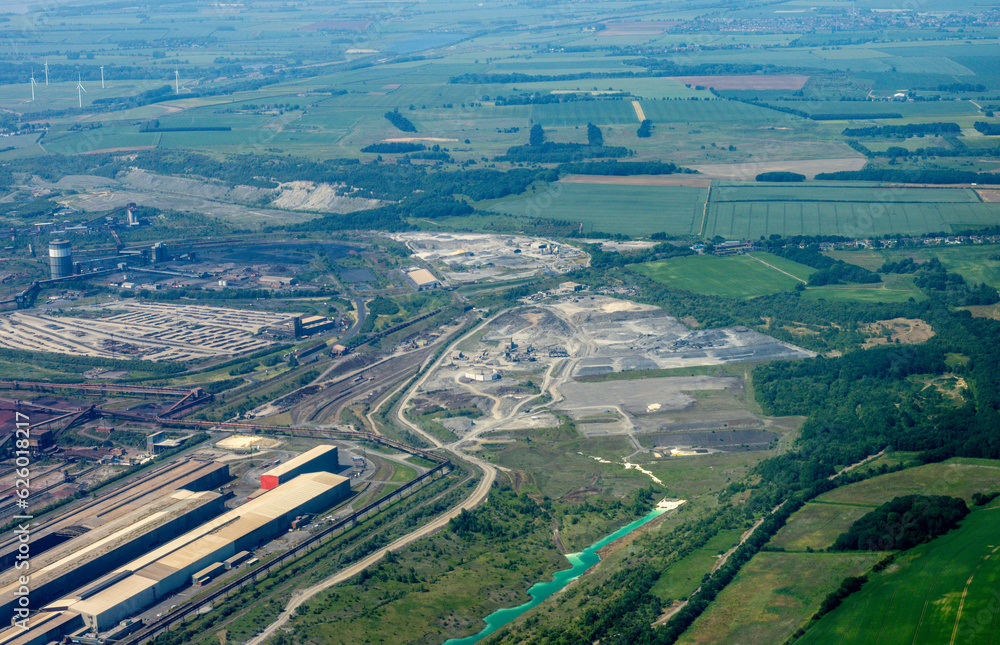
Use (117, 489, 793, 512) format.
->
(246, 314, 500, 645)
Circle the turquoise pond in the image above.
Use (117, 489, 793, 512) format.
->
(443, 507, 668, 645)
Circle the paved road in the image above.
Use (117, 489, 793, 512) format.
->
(246, 314, 498, 645)
(245, 462, 492, 645)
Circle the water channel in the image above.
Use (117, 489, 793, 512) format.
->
(443, 502, 681, 645)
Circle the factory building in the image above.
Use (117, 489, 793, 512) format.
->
(260, 444, 339, 490)
(405, 267, 440, 290)
(63, 471, 350, 632)
(0, 490, 225, 621)
(48, 239, 73, 279)
(0, 460, 228, 572)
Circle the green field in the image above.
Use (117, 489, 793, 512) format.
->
(802, 273, 926, 303)
(487, 183, 707, 236)
(769, 502, 874, 551)
(704, 200, 1000, 239)
(677, 551, 885, 645)
(490, 182, 1000, 240)
(799, 503, 1000, 645)
(829, 245, 1000, 290)
(766, 99, 982, 118)
(814, 459, 1000, 507)
(712, 184, 981, 204)
(631, 253, 814, 298)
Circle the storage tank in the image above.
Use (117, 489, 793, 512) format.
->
(48, 240, 73, 279)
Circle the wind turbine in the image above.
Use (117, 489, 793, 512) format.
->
(29, 71, 35, 101)
(100, 65, 105, 89)
(76, 74, 86, 108)
(44, 58, 48, 85)
(174, 70, 179, 94)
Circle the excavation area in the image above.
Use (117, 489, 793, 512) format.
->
(409, 296, 812, 454)
(388, 232, 589, 284)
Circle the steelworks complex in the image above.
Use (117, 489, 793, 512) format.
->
(0, 446, 349, 645)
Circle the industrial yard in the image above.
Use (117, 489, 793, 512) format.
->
(0, 303, 302, 361)
(0, 433, 436, 645)
(408, 295, 812, 456)
(387, 232, 589, 284)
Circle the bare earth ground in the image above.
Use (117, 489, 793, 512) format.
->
(669, 75, 810, 90)
(632, 100, 645, 122)
(558, 174, 712, 187)
(977, 189, 1000, 202)
(861, 318, 934, 348)
(689, 157, 867, 180)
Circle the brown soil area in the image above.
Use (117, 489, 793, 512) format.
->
(558, 174, 711, 187)
(977, 189, 1000, 202)
(862, 318, 934, 348)
(669, 75, 809, 90)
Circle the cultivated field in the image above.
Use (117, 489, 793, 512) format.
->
(631, 253, 815, 298)
(799, 501, 1000, 645)
(814, 459, 1000, 507)
(669, 75, 810, 90)
(677, 551, 885, 645)
(488, 184, 708, 236)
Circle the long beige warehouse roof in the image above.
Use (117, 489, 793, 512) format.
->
(261, 444, 338, 480)
(60, 471, 348, 628)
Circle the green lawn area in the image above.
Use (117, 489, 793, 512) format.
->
(799, 502, 1000, 645)
(631, 253, 810, 298)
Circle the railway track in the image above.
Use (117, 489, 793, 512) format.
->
(118, 459, 452, 645)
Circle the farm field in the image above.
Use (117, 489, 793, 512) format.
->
(814, 459, 1000, 507)
(798, 501, 1000, 645)
(764, 99, 982, 118)
(800, 281, 927, 303)
(630, 253, 814, 298)
(703, 199, 1000, 239)
(487, 183, 707, 236)
(712, 184, 982, 203)
(676, 551, 886, 645)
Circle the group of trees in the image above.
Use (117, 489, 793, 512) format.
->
(755, 171, 805, 182)
(880, 257, 1000, 306)
(361, 142, 425, 153)
(830, 495, 969, 551)
(502, 123, 632, 162)
(384, 109, 417, 132)
(842, 122, 960, 137)
(974, 121, 1000, 136)
(816, 168, 1000, 185)
(557, 160, 691, 176)
(763, 243, 881, 286)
